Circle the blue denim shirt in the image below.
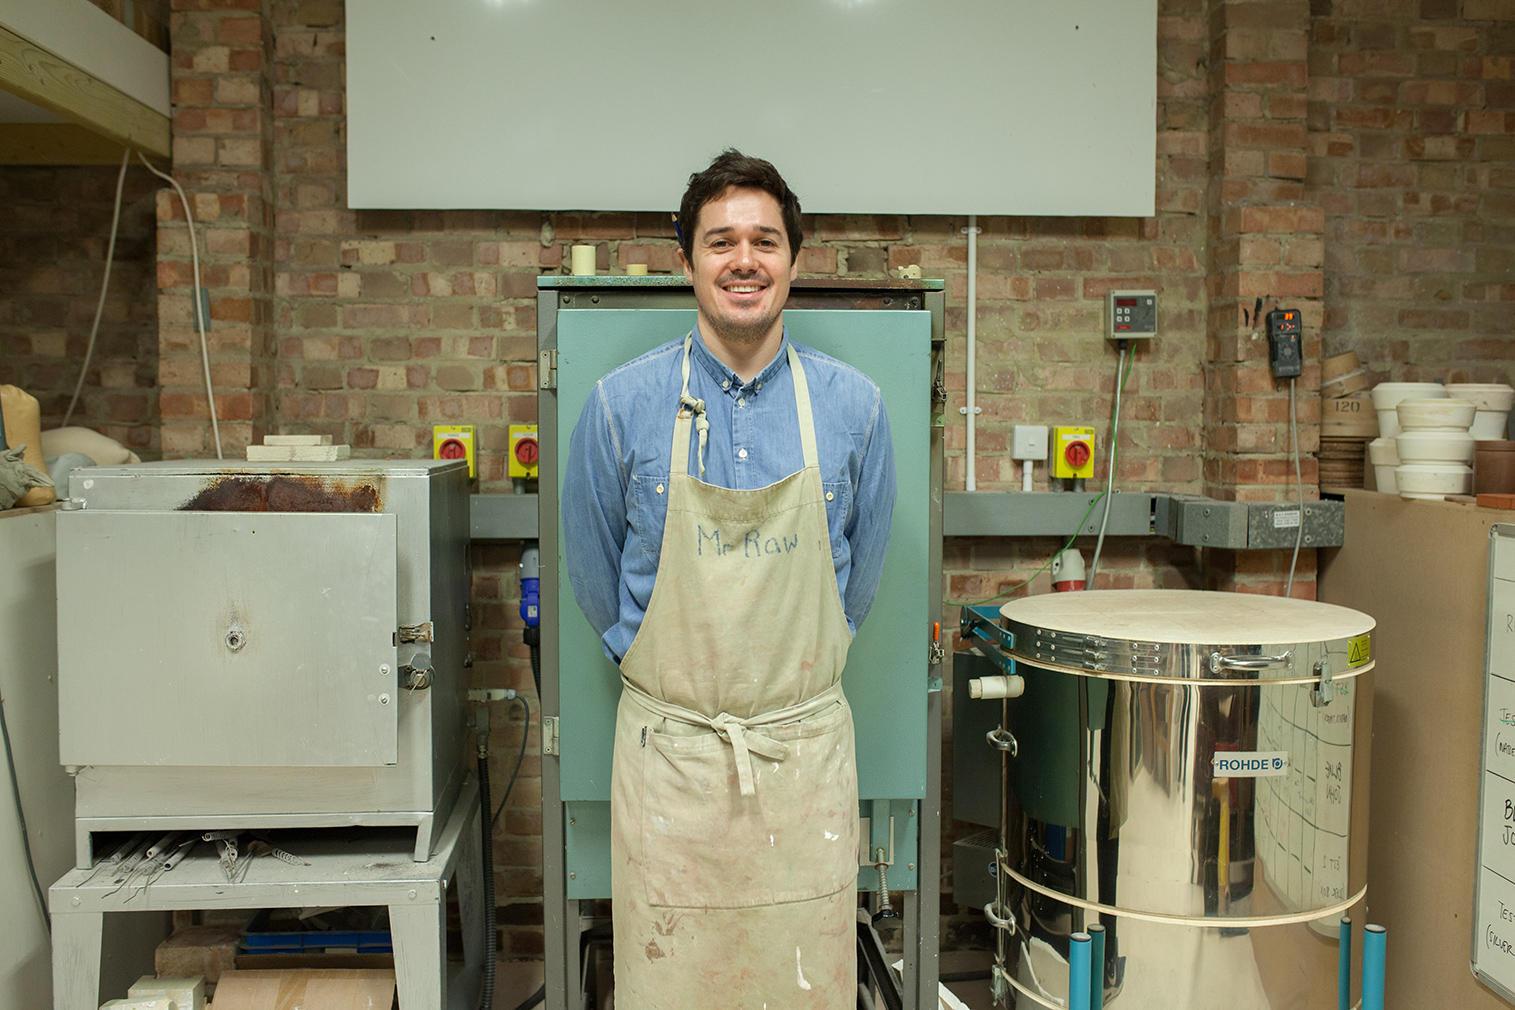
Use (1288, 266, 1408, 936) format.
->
(563, 324, 896, 663)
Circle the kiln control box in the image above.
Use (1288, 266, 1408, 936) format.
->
(1107, 289, 1157, 341)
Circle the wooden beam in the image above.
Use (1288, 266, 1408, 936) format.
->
(0, 122, 128, 164)
(0, 23, 170, 160)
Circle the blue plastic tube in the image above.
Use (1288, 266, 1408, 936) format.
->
(1338, 916, 1352, 1010)
(1363, 923, 1387, 1010)
(1087, 924, 1105, 1010)
(1069, 932, 1092, 1010)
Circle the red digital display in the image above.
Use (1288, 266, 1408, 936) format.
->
(1115, 298, 1137, 307)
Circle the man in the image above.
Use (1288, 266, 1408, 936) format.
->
(563, 149, 896, 1009)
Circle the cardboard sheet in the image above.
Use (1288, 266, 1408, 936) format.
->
(208, 969, 395, 1010)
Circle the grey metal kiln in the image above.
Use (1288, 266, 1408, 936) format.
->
(55, 460, 471, 866)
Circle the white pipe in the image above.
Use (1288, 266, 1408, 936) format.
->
(1022, 460, 1033, 492)
(965, 214, 978, 491)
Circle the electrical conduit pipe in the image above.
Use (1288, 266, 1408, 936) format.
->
(964, 215, 979, 491)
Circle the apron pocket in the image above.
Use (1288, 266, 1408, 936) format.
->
(640, 700, 859, 909)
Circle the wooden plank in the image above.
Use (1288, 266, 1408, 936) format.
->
(0, 0, 170, 112)
(0, 122, 126, 164)
(0, 23, 169, 160)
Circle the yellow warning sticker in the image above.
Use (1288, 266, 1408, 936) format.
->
(1347, 634, 1371, 666)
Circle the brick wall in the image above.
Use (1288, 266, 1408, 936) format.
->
(0, 165, 160, 454)
(1311, 1, 1515, 383)
(4, 0, 1509, 965)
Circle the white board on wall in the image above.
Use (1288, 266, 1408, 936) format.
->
(346, 0, 1156, 217)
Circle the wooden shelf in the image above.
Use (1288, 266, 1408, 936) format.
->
(0, 19, 169, 162)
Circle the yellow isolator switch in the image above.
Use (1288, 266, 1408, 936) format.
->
(1051, 426, 1096, 479)
(433, 425, 476, 478)
(509, 424, 539, 480)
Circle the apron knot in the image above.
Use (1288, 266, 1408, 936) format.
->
(710, 712, 790, 797)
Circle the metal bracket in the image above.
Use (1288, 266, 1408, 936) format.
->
(542, 715, 560, 756)
(539, 349, 557, 390)
(1311, 658, 1335, 708)
(397, 621, 433, 643)
(960, 605, 1017, 676)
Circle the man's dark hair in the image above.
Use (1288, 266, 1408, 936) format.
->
(678, 149, 803, 265)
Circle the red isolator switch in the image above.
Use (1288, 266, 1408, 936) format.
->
(1051, 426, 1096, 479)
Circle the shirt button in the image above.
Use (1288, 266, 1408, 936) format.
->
(722, 380, 730, 389)
(738, 448, 748, 460)
(737, 397, 745, 407)
(656, 484, 664, 494)
(826, 492, 834, 501)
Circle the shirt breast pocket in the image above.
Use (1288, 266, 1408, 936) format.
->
(822, 480, 850, 560)
(631, 473, 670, 564)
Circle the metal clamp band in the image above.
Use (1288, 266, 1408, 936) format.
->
(1209, 650, 1293, 674)
(986, 728, 1018, 756)
(1007, 650, 1373, 686)
(1002, 862, 1366, 929)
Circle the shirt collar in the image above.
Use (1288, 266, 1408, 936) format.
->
(691, 323, 790, 392)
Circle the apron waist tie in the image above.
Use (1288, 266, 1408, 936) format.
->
(621, 679, 844, 797)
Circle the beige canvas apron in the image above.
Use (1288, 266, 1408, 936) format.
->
(610, 336, 859, 1009)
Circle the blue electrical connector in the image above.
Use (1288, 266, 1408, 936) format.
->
(519, 542, 539, 629)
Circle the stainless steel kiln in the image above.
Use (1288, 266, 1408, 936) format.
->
(55, 460, 471, 866)
(958, 589, 1375, 1009)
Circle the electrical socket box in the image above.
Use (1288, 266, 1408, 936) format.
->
(1051, 426, 1096, 479)
(1011, 425, 1049, 461)
(509, 424, 539, 479)
(433, 425, 476, 478)
(1266, 308, 1303, 379)
(1107, 289, 1157, 341)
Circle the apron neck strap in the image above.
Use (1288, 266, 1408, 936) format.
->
(672, 334, 820, 477)
(787, 343, 819, 471)
(673, 333, 708, 478)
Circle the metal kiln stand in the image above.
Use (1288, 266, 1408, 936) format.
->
(50, 780, 484, 1010)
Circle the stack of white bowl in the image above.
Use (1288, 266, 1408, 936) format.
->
(1446, 383, 1515, 440)
(1394, 397, 1478, 500)
(1369, 383, 1445, 493)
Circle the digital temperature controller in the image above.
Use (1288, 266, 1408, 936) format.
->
(1106, 289, 1157, 341)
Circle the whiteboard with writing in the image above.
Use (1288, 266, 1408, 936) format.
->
(1474, 523, 1515, 1004)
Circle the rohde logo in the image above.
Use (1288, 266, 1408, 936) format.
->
(1211, 751, 1288, 777)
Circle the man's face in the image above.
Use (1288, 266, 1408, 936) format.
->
(680, 186, 798, 345)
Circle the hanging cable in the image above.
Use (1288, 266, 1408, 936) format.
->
(1285, 376, 1305, 597)
(492, 695, 531, 828)
(477, 735, 497, 1010)
(135, 151, 222, 459)
(1, 690, 49, 934)
(1088, 342, 1133, 585)
(63, 148, 130, 428)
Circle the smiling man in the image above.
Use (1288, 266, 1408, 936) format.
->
(563, 150, 896, 1008)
